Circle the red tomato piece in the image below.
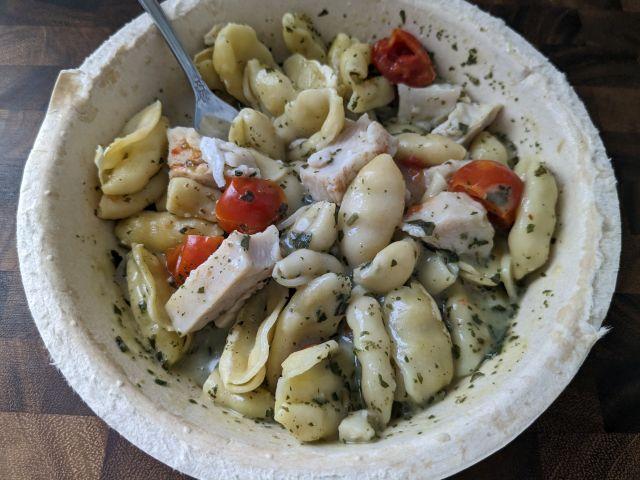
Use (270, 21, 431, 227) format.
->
(372, 29, 436, 87)
(448, 160, 524, 228)
(166, 235, 223, 285)
(215, 177, 287, 234)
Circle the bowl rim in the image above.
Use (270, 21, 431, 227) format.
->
(17, 0, 621, 478)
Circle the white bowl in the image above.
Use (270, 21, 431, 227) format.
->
(17, 0, 620, 478)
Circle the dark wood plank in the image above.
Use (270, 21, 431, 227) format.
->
(476, 0, 622, 9)
(0, 26, 113, 66)
(0, 412, 108, 480)
(0, 0, 142, 28)
(0, 272, 37, 339)
(0, 336, 95, 416)
(533, 358, 605, 434)
(0, 110, 46, 162)
(451, 427, 542, 479)
(545, 46, 640, 88)
(100, 430, 193, 480)
(537, 433, 640, 479)
(576, 86, 640, 135)
(621, 0, 640, 12)
(0, 66, 63, 111)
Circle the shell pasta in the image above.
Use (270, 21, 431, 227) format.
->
(96, 13, 559, 444)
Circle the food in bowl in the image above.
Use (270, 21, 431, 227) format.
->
(93, 12, 558, 443)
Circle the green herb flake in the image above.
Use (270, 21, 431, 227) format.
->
(462, 48, 478, 66)
(288, 231, 313, 250)
(407, 219, 436, 236)
(378, 374, 390, 388)
(399, 9, 406, 24)
(534, 164, 548, 176)
(346, 213, 359, 226)
(115, 336, 128, 353)
(441, 250, 459, 263)
(154, 378, 168, 386)
(486, 185, 511, 207)
(198, 286, 205, 294)
(240, 234, 251, 251)
(468, 238, 489, 249)
(526, 223, 535, 233)
(138, 300, 147, 314)
(465, 73, 480, 86)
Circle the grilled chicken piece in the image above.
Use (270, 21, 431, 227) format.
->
(167, 127, 215, 187)
(300, 115, 397, 204)
(397, 83, 462, 130)
(165, 225, 281, 333)
(200, 137, 260, 188)
(421, 160, 470, 200)
(402, 191, 494, 259)
(431, 102, 502, 146)
(168, 128, 263, 189)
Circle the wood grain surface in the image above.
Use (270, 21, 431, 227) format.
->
(1, 1, 638, 478)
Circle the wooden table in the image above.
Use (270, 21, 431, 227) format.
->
(1, 0, 638, 478)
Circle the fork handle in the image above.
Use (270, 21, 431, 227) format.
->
(138, 0, 210, 102)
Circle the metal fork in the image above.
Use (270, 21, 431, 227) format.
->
(138, 0, 238, 138)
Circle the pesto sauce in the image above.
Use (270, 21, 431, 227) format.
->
(173, 324, 230, 386)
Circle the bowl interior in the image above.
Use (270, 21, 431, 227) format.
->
(18, 0, 620, 478)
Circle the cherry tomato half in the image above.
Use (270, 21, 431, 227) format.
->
(215, 177, 287, 234)
(166, 235, 224, 285)
(372, 29, 436, 87)
(448, 160, 524, 228)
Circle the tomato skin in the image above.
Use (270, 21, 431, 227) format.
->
(215, 177, 287, 234)
(448, 160, 524, 228)
(372, 29, 436, 87)
(166, 235, 223, 285)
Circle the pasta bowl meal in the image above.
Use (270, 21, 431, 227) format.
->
(17, 0, 620, 478)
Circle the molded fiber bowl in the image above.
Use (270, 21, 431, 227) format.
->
(17, 0, 620, 478)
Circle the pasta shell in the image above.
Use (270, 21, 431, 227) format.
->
(218, 282, 288, 393)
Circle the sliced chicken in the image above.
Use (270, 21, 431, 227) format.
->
(431, 102, 502, 146)
(402, 191, 494, 259)
(167, 127, 215, 187)
(166, 225, 281, 333)
(422, 160, 470, 200)
(397, 83, 462, 130)
(168, 128, 265, 189)
(200, 137, 302, 215)
(300, 115, 397, 204)
(200, 136, 260, 188)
